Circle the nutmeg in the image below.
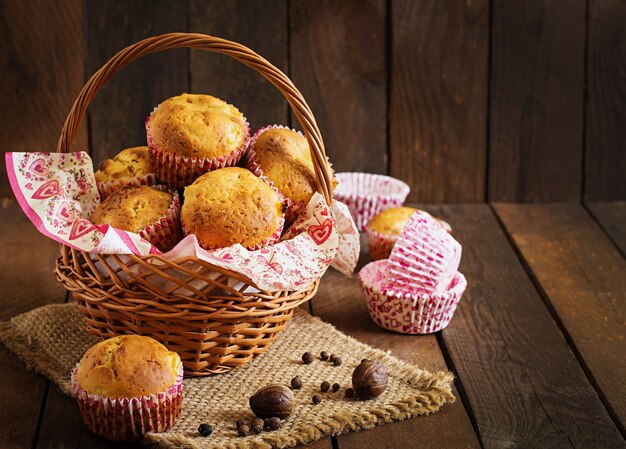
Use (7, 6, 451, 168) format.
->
(249, 384, 294, 419)
(352, 359, 388, 399)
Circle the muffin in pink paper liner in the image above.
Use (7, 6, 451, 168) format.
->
(94, 146, 157, 198)
(360, 259, 467, 334)
(382, 211, 461, 295)
(333, 172, 410, 231)
(245, 124, 337, 224)
(181, 167, 287, 251)
(366, 207, 453, 261)
(146, 94, 249, 189)
(71, 335, 184, 441)
(90, 185, 182, 252)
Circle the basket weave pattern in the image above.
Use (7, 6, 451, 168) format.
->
(54, 33, 333, 377)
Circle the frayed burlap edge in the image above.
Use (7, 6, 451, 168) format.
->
(0, 306, 455, 449)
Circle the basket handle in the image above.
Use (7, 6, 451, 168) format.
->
(57, 33, 333, 204)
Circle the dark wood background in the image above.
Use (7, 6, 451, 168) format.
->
(1, 0, 624, 203)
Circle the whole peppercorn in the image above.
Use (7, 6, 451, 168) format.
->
(332, 382, 340, 392)
(302, 352, 314, 364)
(267, 417, 282, 431)
(345, 387, 355, 398)
(251, 418, 264, 434)
(198, 423, 213, 437)
(320, 351, 329, 360)
(352, 359, 389, 399)
(312, 394, 322, 404)
(238, 424, 250, 436)
(291, 376, 303, 389)
(236, 419, 249, 428)
(263, 418, 271, 431)
(333, 357, 343, 366)
(329, 353, 338, 362)
(320, 381, 330, 392)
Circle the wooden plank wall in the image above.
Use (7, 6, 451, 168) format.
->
(0, 0, 624, 202)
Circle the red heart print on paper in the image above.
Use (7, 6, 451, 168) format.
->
(56, 202, 76, 223)
(69, 218, 95, 240)
(29, 158, 47, 175)
(308, 218, 333, 245)
(31, 179, 61, 200)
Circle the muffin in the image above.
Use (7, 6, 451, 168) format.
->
(366, 207, 452, 261)
(146, 93, 249, 188)
(246, 126, 323, 222)
(181, 167, 286, 250)
(94, 146, 156, 198)
(90, 185, 181, 252)
(71, 335, 183, 441)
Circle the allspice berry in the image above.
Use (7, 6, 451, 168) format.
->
(332, 382, 340, 392)
(267, 417, 282, 431)
(249, 384, 294, 419)
(320, 381, 330, 392)
(312, 394, 322, 404)
(320, 351, 329, 360)
(236, 419, 249, 428)
(238, 424, 250, 436)
(291, 375, 303, 389)
(251, 418, 264, 434)
(352, 359, 388, 399)
(345, 387, 355, 398)
(333, 357, 343, 366)
(302, 352, 314, 364)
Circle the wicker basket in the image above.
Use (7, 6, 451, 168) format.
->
(54, 33, 334, 377)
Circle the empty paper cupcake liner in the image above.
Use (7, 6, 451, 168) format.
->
(146, 106, 249, 189)
(71, 361, 184, 441)
(334, 172, 410, 231)
(382, 211, 461, 295)
(359, 259, 467, 334)
(97, 173, 158, 199)
(137, 185, 182, 253)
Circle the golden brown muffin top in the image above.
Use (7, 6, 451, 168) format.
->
(76, 335, 181, 398)
(182, 167, 284, 250)
(367, 207, 418, 236)
(253, 128, 317, 206)
(90, 186, 173, 232)
(148, 94, 247, 159)
(94, 146, 152, 183)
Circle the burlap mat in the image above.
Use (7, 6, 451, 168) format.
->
(0, 303, 454, 449)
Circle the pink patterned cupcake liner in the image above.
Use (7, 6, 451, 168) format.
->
(71, 360, 184, 441)
(359, 259, 467, 334)
(245, 124, 336, 223)
(97, 173, 158, 199)
(333, 172, 410, 231)
(137, 185, 182, 253)
(382, 211, 461, 295)
(145, 105, 250, 189)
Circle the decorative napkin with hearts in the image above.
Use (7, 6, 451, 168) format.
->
(5, 151, 359, 291)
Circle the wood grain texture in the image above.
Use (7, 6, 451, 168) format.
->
(0, 200, 67, 449)
(587, 201, 626, 255)
(313, 247, 481, 449)
(431, 203, 625, 448)
(190, 0, 288, 132)
(0, 0, 87, 197)
(86, 0, 188, 167)
(489, 0, 585, 202)
(389, 0, 488, 202)
(291, 0, 387, 174)
(585, 0, 626, 201)
(494, 202, 626, 432)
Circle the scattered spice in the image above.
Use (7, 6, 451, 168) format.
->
(251, 418, 264, 434)
(238, 424, 250, 436)
(333, 357, 343, 366)
(267, 417, 282, 431)
(320, 351, 329, 360)
(312, 394, 322, 404)
(291, 376, 303, 389)
(332, 382, 340, 392)
(198, 423, 213, 437)
(236, 419, 249, 428)
(320, 381, 330, 392)
(302, 352, 314, 364)
(345, 387, 355, 398)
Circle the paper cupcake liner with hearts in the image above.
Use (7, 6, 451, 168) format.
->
(245, 124, 337, 223)
(382, 211, 461, 295)
(71, 360, 184, 441)
(138, 185, 182, 253)
(145, 106, 250, 189)
(360, 259, 467, 334)
(333, 172, 410, 232)
(96, 173, 158, 199)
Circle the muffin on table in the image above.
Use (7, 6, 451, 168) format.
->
(146, 93, 249, 188)
(94, 146, 156, 198)
(72, 335, 183, 441)
(366, 207, 452, 261)
(89, 185, 181, 252)
(181, 167, 286, 250)
(246, 126, 326, 222)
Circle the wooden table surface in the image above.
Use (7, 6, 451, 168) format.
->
(1, 200, 625, 449)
